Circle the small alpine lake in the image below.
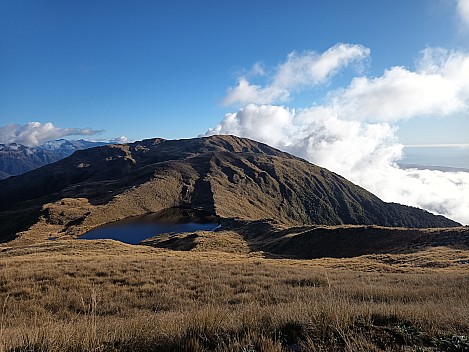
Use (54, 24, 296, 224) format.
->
(79, 208, 220, 244)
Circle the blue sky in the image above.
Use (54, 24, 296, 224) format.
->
(0, 0, 468, 143)
(1, 0, 469, 223)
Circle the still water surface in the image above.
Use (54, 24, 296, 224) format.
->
(80, 214, 219, 244)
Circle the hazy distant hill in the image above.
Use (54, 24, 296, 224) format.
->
(0, 135, 460, 242)
(0, 139, 108, 180)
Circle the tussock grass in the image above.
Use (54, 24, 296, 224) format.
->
(0, 240, 468, 351)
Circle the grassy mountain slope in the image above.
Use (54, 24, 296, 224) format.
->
(0, 135, 459, 243)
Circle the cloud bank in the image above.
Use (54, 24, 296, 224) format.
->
(0, 122, 103, 147)
(208, 45, 469, 224)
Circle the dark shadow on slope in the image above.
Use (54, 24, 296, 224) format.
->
(222, 219, 469, 259)
(265, 227, 469, 259)
(0, 207, 42, 243)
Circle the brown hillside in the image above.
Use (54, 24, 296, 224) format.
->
(0, 135, 460, 243)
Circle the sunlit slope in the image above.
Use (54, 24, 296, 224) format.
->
(0, 135, 459, 242)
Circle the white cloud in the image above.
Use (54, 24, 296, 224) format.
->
(457, 0, 469, 26)
(330, 48, 469, 122)
(208, 104, 295, 148)
(224, 46, 469, 122)
(223, 43, 370, 106)
(208, 105, 402, 179)
(209, 45, 469, 225)
(223, 79, 289, 106)
(0, 122, 103, 147)
(272, 43, 370, 90)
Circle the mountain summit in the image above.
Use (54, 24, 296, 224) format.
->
(0, 135, 459, 242)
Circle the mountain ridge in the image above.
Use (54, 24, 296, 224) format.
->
(0, 139, 108, 180)
(0, 135, 460, 243)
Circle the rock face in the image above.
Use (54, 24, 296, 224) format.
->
(0, 139, 108, 180)
(0, 135, 460, 243)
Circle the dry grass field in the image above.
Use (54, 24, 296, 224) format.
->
(1, 233, 469, 351)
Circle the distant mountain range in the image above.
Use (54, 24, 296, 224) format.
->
(0, 139, 108, 179)
(0, 135, 459, 243)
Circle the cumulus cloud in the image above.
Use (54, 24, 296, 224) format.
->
(208, 45, 469, 224)
(223, 43, 370, 106)
(272, 43, 370, 89)
(329, 48, 469, 122)
(208, 104, 296, 148)
(0, 122, 103, 147)
(208, 105, 402, 174)
(457, 0, 469, 26)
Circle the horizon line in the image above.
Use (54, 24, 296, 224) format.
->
(404, 143, 469, 148)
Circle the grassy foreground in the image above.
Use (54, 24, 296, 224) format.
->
(1, 239, 469, 351)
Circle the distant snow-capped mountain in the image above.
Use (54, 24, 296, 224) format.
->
(0, 139, 108, 179)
